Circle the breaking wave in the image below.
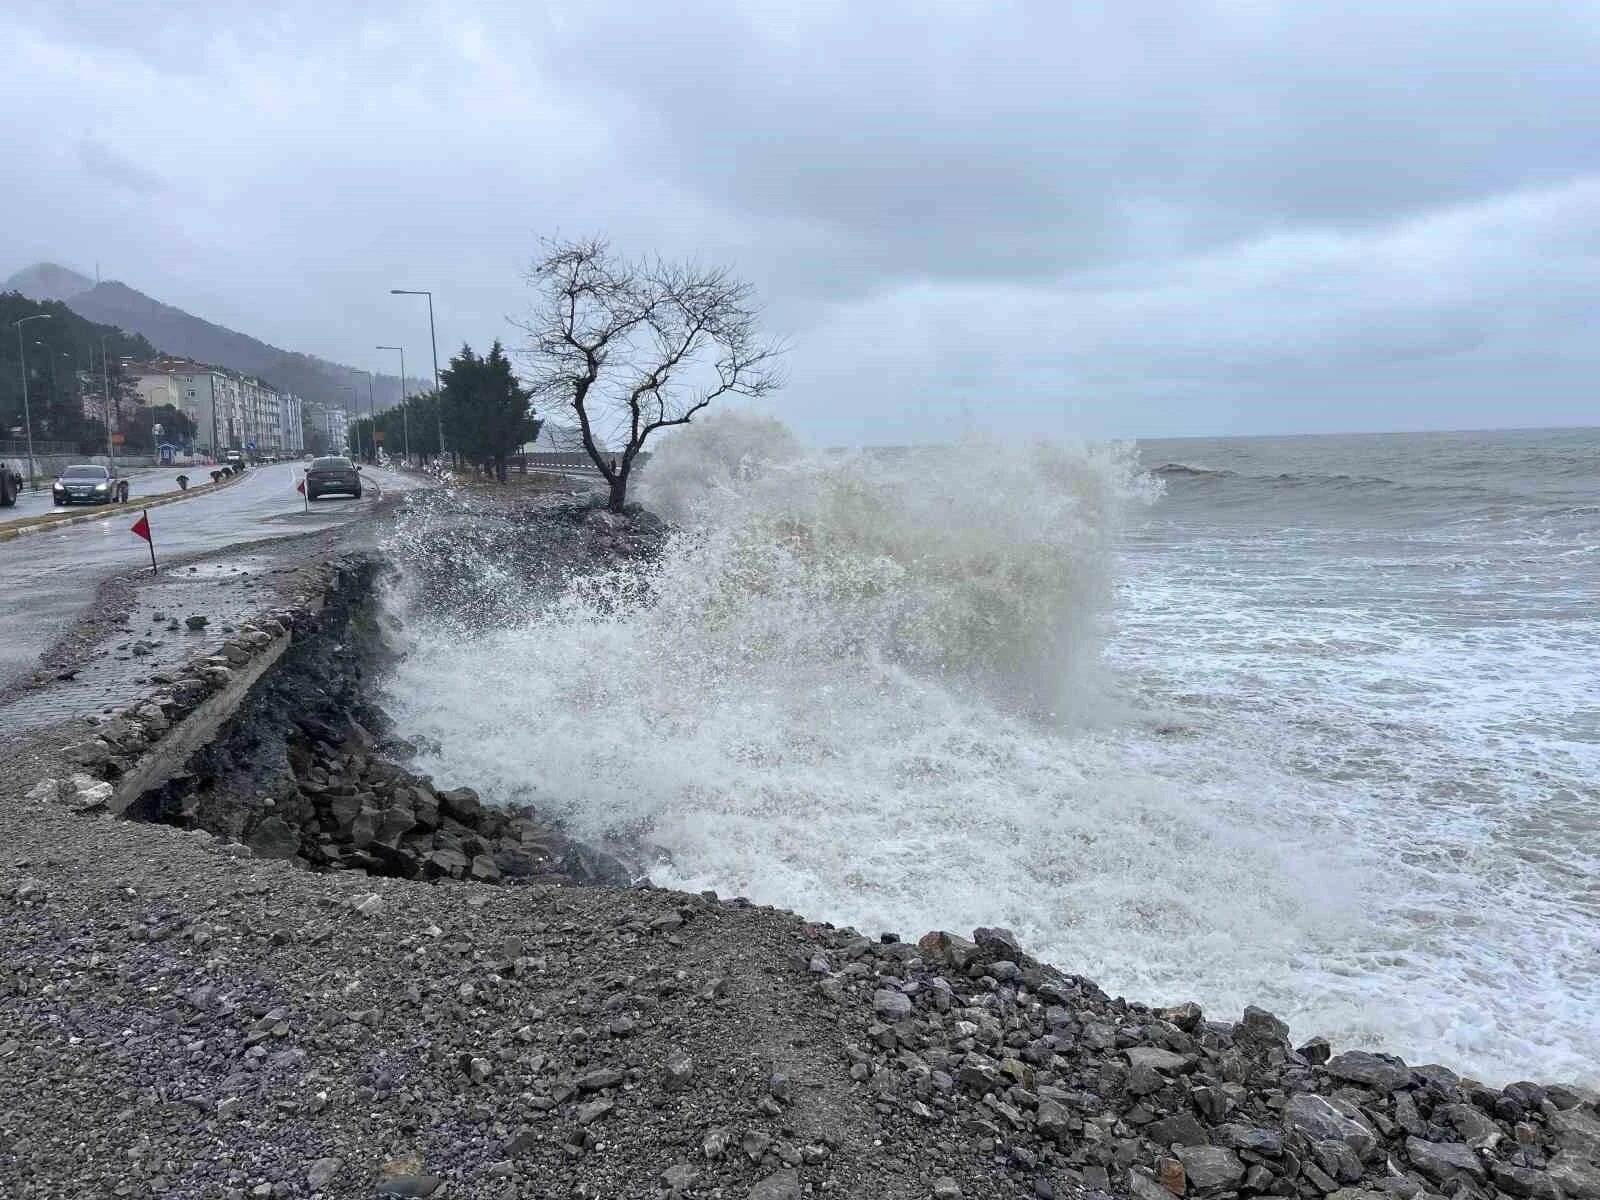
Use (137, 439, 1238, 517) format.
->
(381, 415, 1599, 1084)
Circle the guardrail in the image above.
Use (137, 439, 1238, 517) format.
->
(519, 451, 650, 472)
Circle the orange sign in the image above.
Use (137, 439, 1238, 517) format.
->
(374, 431, 384, 443)
(111, 433, 126, 446)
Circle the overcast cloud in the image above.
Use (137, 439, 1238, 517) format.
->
(2, 0, 1597, 442)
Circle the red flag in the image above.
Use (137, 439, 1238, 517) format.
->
(130, 513, 151, 542)
(296, 478, 306, 495)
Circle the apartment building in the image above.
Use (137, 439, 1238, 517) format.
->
(130, 359, 306, 456)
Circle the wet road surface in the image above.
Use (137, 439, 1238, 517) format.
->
(4, 466, 191, 519)
(0, 462, 426, 691)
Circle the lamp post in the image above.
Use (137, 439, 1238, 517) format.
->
(389, 289, 444, 465)
(376, 345, 410, 466)
(12, 313, 50, 487)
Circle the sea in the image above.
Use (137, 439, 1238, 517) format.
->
(382, 418, 1600, 1086)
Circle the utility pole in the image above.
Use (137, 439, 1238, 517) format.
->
(12, 313, 50, 487)
(99, 333, 117, 470)
(377, 345, 410, 465)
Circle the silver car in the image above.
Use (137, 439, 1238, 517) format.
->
(52, 464, 129, 505)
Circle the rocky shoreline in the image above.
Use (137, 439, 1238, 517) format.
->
(2, 490, 1596, 1200)
(121, 554, 640, 890)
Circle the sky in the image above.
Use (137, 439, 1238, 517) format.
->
(2, 0, 1598, 444)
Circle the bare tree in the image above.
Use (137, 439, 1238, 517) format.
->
(516, 236, 787, 512)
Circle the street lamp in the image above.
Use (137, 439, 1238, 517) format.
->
(376, 345, 410, 465)
(389, 289, 444, 465)
(12, 313, 50, 488)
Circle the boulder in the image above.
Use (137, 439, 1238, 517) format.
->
(1548, 1152, 1600, 1200)
(1324, 1050, 1415, 1093)
(873, 989, 912, 1020)
(425, 848, 469, 879)
(438, 786, 481, 823)
(1403, 1138, 1484, 1185)
(1173, 1146, 1245, 1194)
(1282, 1093, 1378, 1160)
(1125, 1047, 1192, 1074)
(247, 815, 300, 860)
(1148, 1113, 1211, 1147)
(1550, 1107, 1600, 1159)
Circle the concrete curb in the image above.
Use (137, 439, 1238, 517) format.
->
(0, 468, 249, 544)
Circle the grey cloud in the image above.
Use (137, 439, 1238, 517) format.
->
(77, 136, 165, 195)
(1, 0, 1598, 443)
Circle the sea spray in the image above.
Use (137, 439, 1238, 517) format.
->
(382, 416, 1349, 1019)
(381, 418, 1596, 1085)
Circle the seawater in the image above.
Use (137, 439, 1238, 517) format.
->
(382, 418, 1600, 1085)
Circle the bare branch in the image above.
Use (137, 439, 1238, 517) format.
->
(515, 236, 789, 510)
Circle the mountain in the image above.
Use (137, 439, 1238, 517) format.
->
(4, 263, 421, 415)
(6, 262, 96, 304)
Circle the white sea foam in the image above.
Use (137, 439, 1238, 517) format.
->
(384, 416, 1599, 1086)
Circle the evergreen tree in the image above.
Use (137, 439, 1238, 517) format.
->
(440, 341, 539, 482)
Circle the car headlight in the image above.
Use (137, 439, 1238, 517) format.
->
(94, 483, 109, 491)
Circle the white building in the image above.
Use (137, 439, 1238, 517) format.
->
(324, 406, 349, 454)
(279, 392, 304, 455)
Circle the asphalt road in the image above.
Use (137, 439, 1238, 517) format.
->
(0, 462, 426, 691)
(5, 466, 189, 519)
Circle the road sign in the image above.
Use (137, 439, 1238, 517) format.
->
(374, 431, 384, 443)
(153, 423, 163, 437)
(112, 432, 125, 446)
(246, 441, 257, 451)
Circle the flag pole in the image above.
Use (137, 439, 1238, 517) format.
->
(140, 509, 156, 574)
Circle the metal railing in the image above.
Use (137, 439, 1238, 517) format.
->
(0, 438, 78, 458)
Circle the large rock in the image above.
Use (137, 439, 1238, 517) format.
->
(1173, 1146, 1245, 1194)
(1550, 1107, 1600, 1159)
(438, 786, 482, 823)
(1491, 1163, 1563, 1200)
(376, 805, 416, 848)
(425, 848, 469, 879)
(1125, 1047, 1191, 1074)
(746, 1170, 800, 1200)
(873, 989, 912, 1020)
(1324, 1051, 1415, 1093)
(409, 786, 440, 830)
(1148, 1113, 1211, 1147)
(350, 805, 380, 849)
(1282, 1093, 1378, 1160)
(1403, 1138, 1485, 1185)
(248, 815, 300, 859)
(1548, 1152, 1600, 1200)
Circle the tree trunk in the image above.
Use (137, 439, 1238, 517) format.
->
(607, 473, 628, 512)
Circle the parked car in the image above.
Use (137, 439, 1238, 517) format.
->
(305, 456, 362, 501)
(52, 464, 129, 505)
(0, 461, 21, 507)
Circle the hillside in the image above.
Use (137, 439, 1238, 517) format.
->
(4, 264, 421, 415)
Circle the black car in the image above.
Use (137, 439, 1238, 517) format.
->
(52, 464, 129, 505)
(0, 461, 20, 508)
(305, 456, 362, 501)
